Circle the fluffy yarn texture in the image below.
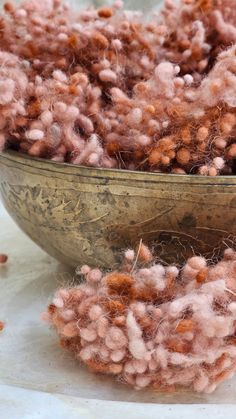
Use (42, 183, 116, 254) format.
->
(43, 244, 236, 393)
(0, 0, 236, 175)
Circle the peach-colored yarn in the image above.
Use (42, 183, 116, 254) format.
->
(43, 246, 236, 393)
(0, 0, 236, 175)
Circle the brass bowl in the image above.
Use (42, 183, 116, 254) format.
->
(0, 150, 236, 268)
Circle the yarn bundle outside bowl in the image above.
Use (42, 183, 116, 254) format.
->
(0, 150, 236, 269)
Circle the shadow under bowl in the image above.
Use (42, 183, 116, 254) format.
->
(0, 150, 236, 269)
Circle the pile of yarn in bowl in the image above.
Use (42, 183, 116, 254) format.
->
(0, 0, 236, 395)
(0, 0, 236, 175)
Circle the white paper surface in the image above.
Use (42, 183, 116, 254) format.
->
(1, 385, 236, 419)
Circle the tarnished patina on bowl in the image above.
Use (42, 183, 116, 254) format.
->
(0, 150, 236, 268)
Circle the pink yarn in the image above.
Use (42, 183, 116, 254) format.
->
(0, 0, 236, 175)
(44, 246, 236, 393)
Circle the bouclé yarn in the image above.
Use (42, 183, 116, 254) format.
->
(43, 245, 236, 393)
(0, 0, 236, 175)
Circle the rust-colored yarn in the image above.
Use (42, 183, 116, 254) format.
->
(0, 254, 8, 264)
(0, 0, 236, 175)
(43, 245, 236, 393)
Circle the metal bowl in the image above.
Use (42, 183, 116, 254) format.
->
(0, 150, 236, 268)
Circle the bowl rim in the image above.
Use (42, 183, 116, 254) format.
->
(1, 149, 236, 185)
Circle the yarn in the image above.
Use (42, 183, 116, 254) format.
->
(44, 245, 236, 393)
(0, 254, 8, 264)
(0, 0, 236, 175)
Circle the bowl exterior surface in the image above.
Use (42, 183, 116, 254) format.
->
(0, 151, 236, 268)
